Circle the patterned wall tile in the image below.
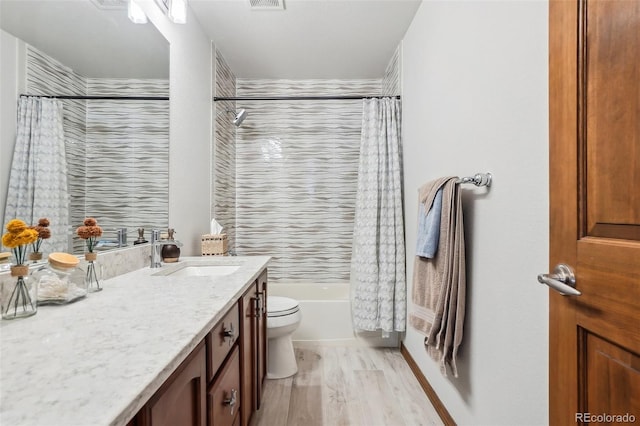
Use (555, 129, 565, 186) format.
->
(213, 50, 237, 252)
(212, 54, 401, 284)
(26, 46, 87, 250)
(382, 44, 401, 97)
(232, 79, 381, 283)
(24, 46, 169, 253)
(84, 78, 169, 247)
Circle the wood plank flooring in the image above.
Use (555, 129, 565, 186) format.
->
(251, 345, 444, 426)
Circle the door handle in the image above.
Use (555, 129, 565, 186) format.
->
(538, 263, 581, 296)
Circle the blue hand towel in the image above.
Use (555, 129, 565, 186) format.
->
(416, 187, 443, 258)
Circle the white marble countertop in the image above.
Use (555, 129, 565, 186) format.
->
(0, 255, 270, 426)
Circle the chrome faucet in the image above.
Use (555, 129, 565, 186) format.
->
(93, 227, 128, 250)
(115, 228, 127, 247)
(150, 229, 183, 268)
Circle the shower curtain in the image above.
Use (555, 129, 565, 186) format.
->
(350, 97, 406, 334)
(3, 96, 69, 253)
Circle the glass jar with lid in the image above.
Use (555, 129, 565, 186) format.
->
(34, 252, 88, 304)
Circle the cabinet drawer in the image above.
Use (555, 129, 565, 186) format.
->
(206, 303, 240, 382)
(208, 345, 241, 426)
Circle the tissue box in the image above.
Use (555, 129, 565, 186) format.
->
(201, 234, 228, 256)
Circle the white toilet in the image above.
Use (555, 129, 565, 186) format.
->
(266, 296, 301, 379)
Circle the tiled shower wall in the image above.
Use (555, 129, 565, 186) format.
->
(382, 45, 401, 97)
(24, 46, 169, 252)
(26, 46, 87, 246)
(213, 48, 400, 283)
(85, 79, 169, 244)
(234, 79, 382, 284)
(212, 50, 237, 252)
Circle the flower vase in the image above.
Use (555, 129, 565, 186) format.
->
(1, 265, 37, 319)
(29, 252, 43, 262)
(84, 253, 102, 293)
(161, 228, 180, 263)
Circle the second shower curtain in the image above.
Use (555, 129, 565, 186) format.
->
(3, 96, 69, 253)
(350, 97, 406, 334)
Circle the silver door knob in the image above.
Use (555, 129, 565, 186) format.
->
(538, 263, 581, 296)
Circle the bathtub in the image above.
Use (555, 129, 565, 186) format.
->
(268, 282, 399, 347)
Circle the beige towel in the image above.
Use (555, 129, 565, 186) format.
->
(409, 177, 466, 377)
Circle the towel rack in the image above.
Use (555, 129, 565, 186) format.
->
(456, 172, 492, 187)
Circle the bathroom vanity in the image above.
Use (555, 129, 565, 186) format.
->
(0, 255, 269, 426)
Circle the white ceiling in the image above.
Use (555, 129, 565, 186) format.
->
(190, 0, 422, 79)
(0, 0, 169, 79)
(0, 0, 420, 80)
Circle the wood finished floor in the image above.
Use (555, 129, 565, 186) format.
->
(251, 345, 444, 426)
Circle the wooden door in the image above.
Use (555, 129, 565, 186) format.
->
(549, 0, 640, 424)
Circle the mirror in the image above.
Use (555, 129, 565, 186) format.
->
(1, 0, 170, 256)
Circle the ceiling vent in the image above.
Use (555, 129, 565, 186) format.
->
(249, 0, 285, 10)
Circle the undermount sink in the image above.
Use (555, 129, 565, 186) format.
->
(154, 261, 243, 277)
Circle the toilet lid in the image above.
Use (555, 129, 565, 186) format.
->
(267, 296, 299, 317)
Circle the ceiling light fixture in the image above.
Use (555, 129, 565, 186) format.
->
(167, 0, 187, 24)
(128, 0, 148, 24)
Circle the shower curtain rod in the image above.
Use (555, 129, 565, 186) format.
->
(213, 95, 401, 102)
(20, 94, 169, 101)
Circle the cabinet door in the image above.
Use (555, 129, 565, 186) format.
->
(240, 283, 257, 426)
(208, 345, 241, 426)
(145, 343, 206, 426)
(256, 271, 268, 409)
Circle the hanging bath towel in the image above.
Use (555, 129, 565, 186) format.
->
(409, 177, 466, 377)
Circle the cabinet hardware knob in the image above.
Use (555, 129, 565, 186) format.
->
(256, 291, 265, 316)
(223, 388, 238, 415)
(253, 297, 261, 318)
(222, 323, 235, 346)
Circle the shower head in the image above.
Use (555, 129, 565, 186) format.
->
(217, 107, 248, 127)
(233, 109, 247, 126)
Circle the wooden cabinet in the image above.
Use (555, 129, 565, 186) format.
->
(240, 270, 268, 426)
(136, 342, 207, 426)
(131, 268, 267, 426)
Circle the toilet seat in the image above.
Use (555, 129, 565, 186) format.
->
(267, 296, 300, 318)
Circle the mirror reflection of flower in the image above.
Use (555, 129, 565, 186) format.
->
(76, 217, 103, 253)
(76, 218, 103, 292)
(29, 218, 51, 261)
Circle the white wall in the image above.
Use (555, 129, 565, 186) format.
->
(141, 1, 212, 255)
(0, 30, 25, 229)
(401, 1, 549, 424)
